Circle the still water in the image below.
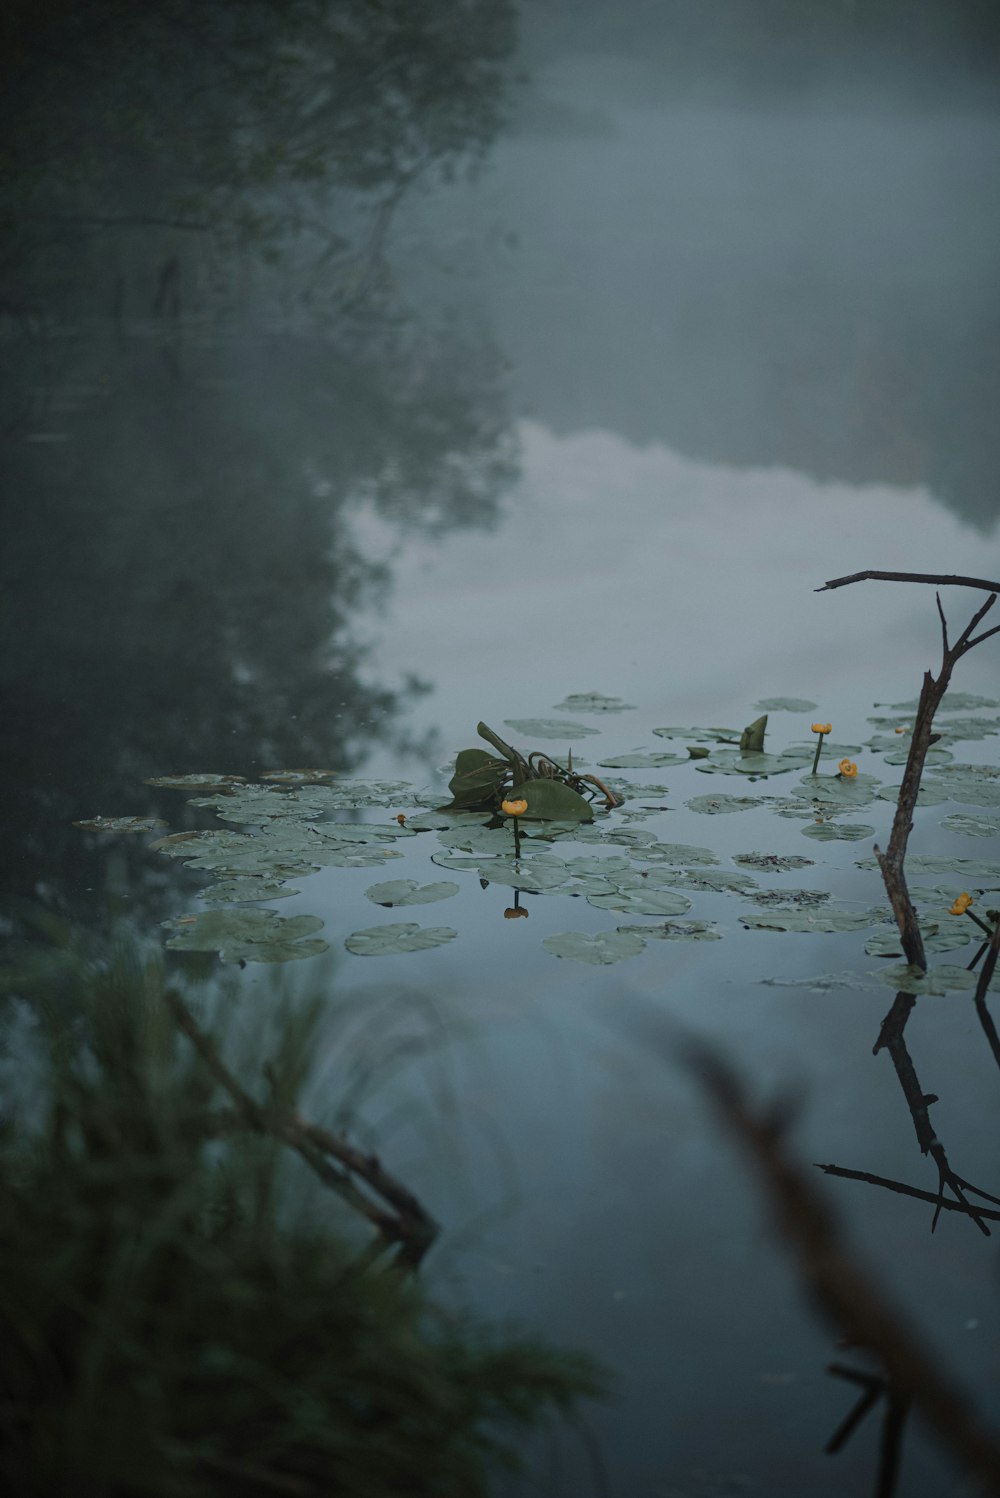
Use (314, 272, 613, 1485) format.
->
(5, 24, 1000, 1498)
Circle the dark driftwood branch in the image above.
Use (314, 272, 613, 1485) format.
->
(164, 988, 438, 1265)
(817, 570, 1000, 594)
(680, 1042, 1000, 1494)
(816, 1165, 1000, 1224)
(822, 580, 1000, 972)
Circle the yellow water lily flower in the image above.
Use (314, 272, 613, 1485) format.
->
(811, 723, 832, 735)
(838, 759, 858, 778)
(501, 798, 528, 816)
(950, 892, 973, 915)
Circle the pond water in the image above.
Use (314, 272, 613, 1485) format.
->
(5, 14, 1000, 1497)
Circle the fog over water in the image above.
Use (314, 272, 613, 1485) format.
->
(4, 6, 1000, 1495)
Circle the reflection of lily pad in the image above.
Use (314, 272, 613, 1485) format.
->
(739, 908, 882, 933)
(344, 923, 458, 956)
(733, 852, 813, 871)
(800, 822, 876, 842)
(617, 920, 721, 942)
(686, 794, 763, 815)
(552, 692, 635, 713)
(364, 879, 459, 907)
(541, 930, 646, 965)
(162, 909, 327, 964)
(753, 697, 818, 712)
(73, 815, 168, 833)
(504, 718, 599, 739)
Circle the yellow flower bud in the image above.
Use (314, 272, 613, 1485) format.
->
(838, 759, 858, 778)
(811, 723, 832, 735)
(950, 893, 973, 915)
(501, 798, 528, 816)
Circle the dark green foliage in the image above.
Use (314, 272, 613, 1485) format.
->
(0, 942, 603, 1496)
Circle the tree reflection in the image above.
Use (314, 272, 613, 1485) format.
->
(0, 1, 520, 920)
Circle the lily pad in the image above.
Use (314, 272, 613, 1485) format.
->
(875, 693, 998, 713)
(598, 751, 689, 769)
(652, 726, 738, 743)
(552, 692, 636, 713)
(865, 925, 971, 957)
(759, 972, 876, 992)
(144, 774, 246, 791)
(162, 909, 328, 964)
(929, 772, 1000, 807)
(541, 930, 647, 965)
(655, 869, 758, 894)
(856, 853, 1000, 881)
(635, 842, 720, 866)
(694, 749, 811, 778)
(790, 772, 881, 809)
(503, 718, 599, 740)
(940, 813, 1000, 838)
(800, 822, 876, 842)
(199, 878, 300, 903)
(344, 923, 458, 956)
(686, 794, 763, 815)
(873, 963, 992, 995)
(875, 781, 950, 807)
(73, 815, 168, 833)
(733, 852, 814, 871)
(739, 907, 883, 933)
(749, 888, 829, 908)
(260, 769, 339, 784)
(364, 879, 459, 907)
(753, 697, 818, 712)
(587, 888, 693, 916)
(616, 920, 721, 942)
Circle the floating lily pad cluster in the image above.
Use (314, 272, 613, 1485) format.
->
(73, 693, 1000, 969)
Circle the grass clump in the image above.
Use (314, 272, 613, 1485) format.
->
(0, 936, 603, 1496)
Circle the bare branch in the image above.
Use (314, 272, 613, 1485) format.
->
(817, 570, 1000, 594)
(815, 1164, 1000, 1223)
(163, 988, 438, 1264)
